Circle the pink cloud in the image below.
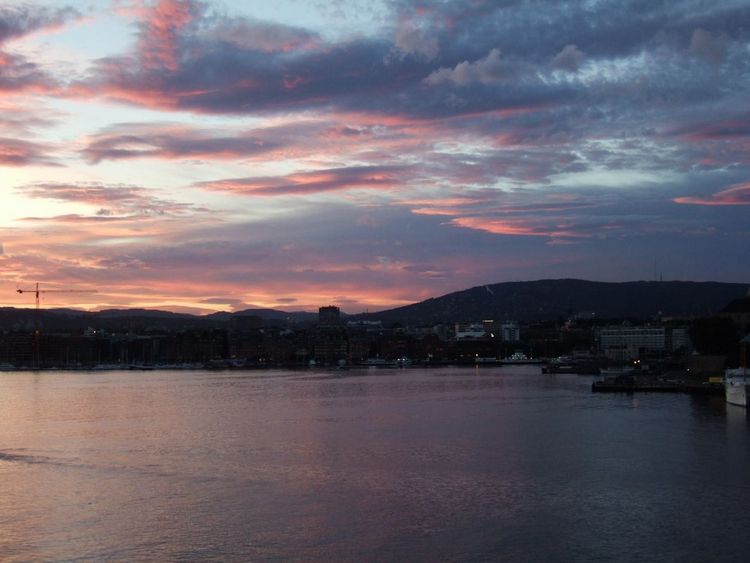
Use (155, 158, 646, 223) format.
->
(0, 137, 58, 166)
(81, 122, 279, 163)
(197, 166, 410, 196)
(678, 118, 750, 142)
(450, 216, 583, 238)
(65, 81, 180, 111)
(673, 182, 750, 206)
(0, 5, 80, 95)
(138, 0, 199, 71)
(17, 182, 205, 217)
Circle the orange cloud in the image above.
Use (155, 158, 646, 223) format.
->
(197, 166, 409, 196)
(673, 182, 750, 206)
(450, 216, 584, 238)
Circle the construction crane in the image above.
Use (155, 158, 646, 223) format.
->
(16, 282, 98, 310)
(15, 282, 98, 368)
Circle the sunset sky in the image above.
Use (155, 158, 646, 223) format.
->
(1, 0, 748, 314)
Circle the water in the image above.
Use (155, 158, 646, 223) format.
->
(1, 366, 749, 562)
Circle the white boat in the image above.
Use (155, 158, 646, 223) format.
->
(725, 367, 748, 407)
(500, 351, 543, 365)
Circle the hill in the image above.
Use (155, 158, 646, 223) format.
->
(1, 279, 746, 331)
(0, 305, 317, 332)
(363, 279, 748, 324)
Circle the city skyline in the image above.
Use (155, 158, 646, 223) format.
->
(2, 0, 749, 314)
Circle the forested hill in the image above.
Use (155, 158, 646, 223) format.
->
(363, 279, 748, 324)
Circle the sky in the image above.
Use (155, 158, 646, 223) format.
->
(0, 0, 748, 314)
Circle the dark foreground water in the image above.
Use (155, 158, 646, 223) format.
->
(1, 366, 749, 562)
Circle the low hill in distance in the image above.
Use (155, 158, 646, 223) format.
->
(0, 279, 745, 331)
(0, 305, 317, 332)
(205, 309, 318, 323)
(360, 279, 748, 324)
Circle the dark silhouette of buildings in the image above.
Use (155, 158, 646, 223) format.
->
(5, 291, 749, 371)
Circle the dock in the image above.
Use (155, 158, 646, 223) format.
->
(592, 376, 724, 396)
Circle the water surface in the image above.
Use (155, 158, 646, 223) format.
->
(1, 366, 748, 561)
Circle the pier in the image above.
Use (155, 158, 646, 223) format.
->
(592, 376, 724, 396)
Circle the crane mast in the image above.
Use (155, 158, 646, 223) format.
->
(15, 282, 98, 368)
(17, 282, 95, 309)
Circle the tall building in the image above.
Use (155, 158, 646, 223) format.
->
(318, 306, 341, 327)
(314, 305, 347, 364)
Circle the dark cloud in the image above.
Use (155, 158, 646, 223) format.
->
(424, 48, 507, 85)
(689, 28, 729, 64)
(0, 4, 78, 43)
(69, 0, 564, 118)
(668, 114, 750, 141)
(57, 0, 746, 141)
(551, 44, 585, 72)
(389, 20, 439, 62)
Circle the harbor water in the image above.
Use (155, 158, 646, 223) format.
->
(1, 366, 749, 561)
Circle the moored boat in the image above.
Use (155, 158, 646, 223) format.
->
(725, 367, 748, 407)
(500, 351, 543, 365)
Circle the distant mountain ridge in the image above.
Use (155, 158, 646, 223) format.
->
(205, 308, 318, 322)
(0, 305, 318, 331)
(0, 279, 746, 330)
(361, 279, 749, 324)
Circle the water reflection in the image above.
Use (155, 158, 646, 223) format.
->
(0, 368, 748, 561)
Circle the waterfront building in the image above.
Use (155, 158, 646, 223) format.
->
(599, 325, 665, 361)
(500, 321, 521, 343)
(598, 324, 690, 361)
(454, 322, 487, 340)
(668, 327, 692, 352)
(312, 328, 348, 365)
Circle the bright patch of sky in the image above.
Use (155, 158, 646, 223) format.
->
(576, 51, 653, 86)
(0, 169, 91, 224)
(16, 1, 133, 68)
(550, 168, 679, 190)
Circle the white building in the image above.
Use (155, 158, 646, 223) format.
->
(598, 325, 690, 360)
(500, 322, 520, 343)
(454, 322, 488, 340)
